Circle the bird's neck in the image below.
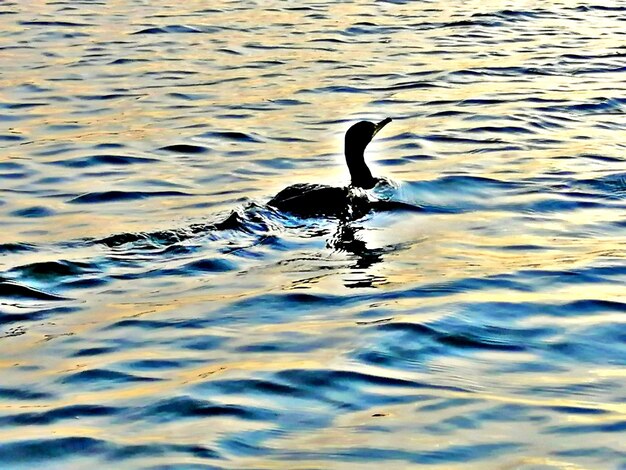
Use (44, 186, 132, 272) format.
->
(345, 149, 376, 189)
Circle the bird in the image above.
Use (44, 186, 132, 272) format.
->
(267, 117, 404, 219)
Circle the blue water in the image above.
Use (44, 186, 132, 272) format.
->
(1, 1, 626, 468)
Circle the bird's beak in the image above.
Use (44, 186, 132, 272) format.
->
(372, 117, 392, 137)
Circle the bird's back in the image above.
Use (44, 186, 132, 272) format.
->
(268, 183, 350, 218)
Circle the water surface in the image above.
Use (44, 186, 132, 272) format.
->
(1, 1, 626, 468)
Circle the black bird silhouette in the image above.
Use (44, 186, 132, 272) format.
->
(268, 118, 403, 218)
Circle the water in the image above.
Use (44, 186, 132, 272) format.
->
(1, 0, 626, 468)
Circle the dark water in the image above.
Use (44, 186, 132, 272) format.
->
(2, 1, 626, 468)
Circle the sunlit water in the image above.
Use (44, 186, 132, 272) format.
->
(1, 1, 626, 468)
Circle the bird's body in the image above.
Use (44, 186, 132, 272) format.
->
(268, 118, 395, 218)
(269, 183, 350, 218)
(269, 181, 421, 219)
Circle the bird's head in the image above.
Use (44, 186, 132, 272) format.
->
(344, 117, 392, 189)
(345, 117, 392, 155)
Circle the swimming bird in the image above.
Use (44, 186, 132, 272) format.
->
(268, 117, 399, 218)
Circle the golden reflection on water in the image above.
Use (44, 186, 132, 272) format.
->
(1, 0, 626, 468)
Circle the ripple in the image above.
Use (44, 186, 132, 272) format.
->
(68, 190, 190, 204)
(0, 281, 67, 301)
(19, 20, 93, 27)
(464, 125, 535, 135)
(121, 359, 190, 370)
(0, 437, 107, 465)
(133, 396, 275, 423)
(0, 404, 119, 427)
(158, 144, 211, 154)
(51, 154, 157, 167)
(0, 386, 53, 400)
(1, 305, 78, 325)
(0, 134, 27, 142)
(9, 259, 98, 280)
(287, 442, 523, 464)
(9, 206, 54, 218)
(385, 321, 527, 352)
(0, 436, 221, 465)
(131, 25, 212, 35)
(546, 421, 626, 435)
(183, 258, 238, 273)
(76, 93, 143, 101)
(198, 131, 263, 143)
(59, 368, 161, 387)
(573, 5, 626, 12)
(275, 368, 468, 394)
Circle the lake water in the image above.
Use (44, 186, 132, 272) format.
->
(1, 1, 626, 468)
